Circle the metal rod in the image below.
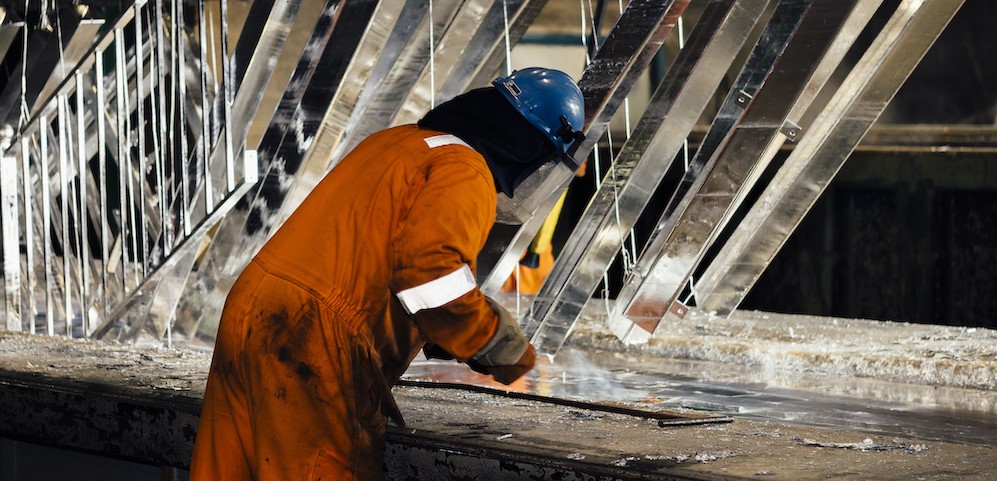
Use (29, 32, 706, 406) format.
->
(20, 137, 36, 332)
(219, 0, 235, 191)
(134, 3, 148, 278)
(58, 97, 72, 336)
(115, 29, 132, 291)
(75, 73, 90, 335)
(39, 117, 54, 335)
(95, 50, 109, 320)
(394, 380, 733, 425)
(177, 0, 191, 236)
(198, 0, 214, 213)
(154, 0, 171, 256)
(1, 131, 21, 331)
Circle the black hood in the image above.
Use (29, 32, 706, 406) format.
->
(418, 87, 558, 197)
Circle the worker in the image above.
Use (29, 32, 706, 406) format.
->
(189, 67, 585, 481)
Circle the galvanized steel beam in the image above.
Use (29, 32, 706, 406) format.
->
(610, 0, 868, 344)
(524, 0, 769, 355)
(696, 0, 966, 316)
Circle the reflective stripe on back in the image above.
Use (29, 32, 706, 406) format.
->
(396, 264, 476, 315)
(424, 134, 471, 149)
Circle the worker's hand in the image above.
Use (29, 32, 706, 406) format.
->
(468, 344, 536, 385)
(468, 297, 536, 385)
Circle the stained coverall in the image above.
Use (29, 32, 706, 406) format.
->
(189, 124, 534, 480)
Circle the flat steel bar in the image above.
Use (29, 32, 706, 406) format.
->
(0, 23, 23, 66)
(392, 0, 504, 125)
(697, 0, 966, 316)
(612, 0, 863, 343)
(525, 0, 769, 355)
(39, 118, 54, 335)
(176, 0, 191, 237)
(32, 20, 105, 120)
(267, 0, 395, 208)
(219, 0, 235, 191)
(20, 137, 36, 332)
(154, 0, 171, 257)
(198, 0, 214, 213)
(95, 51, 110, 319)
(114, 29, 130, 290)
(58, 98, 73, 336)
(0, 8, 86, 123)
(193, 0, 304, 220)
(708, 0, 884, 262)
(330, 0, 453, 160)
(1, 136, 20, 331)
(480, 0, 691, 293)
(91, 154, 259, 341)
(460, 0, 549, 92)
(172, 0, 378, 339)
(135, 5, 150, 278)
(395, 380, 733, 425)
(595, 0, 815, 340)
(75, 74, 90, 335)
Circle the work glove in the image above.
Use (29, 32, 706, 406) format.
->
(467, 297, 536, 385)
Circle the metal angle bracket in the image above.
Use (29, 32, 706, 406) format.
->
(735, 90, 753, 109)
(780, 119, 802, 141)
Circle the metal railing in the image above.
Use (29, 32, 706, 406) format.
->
(0, 0, 259, 343)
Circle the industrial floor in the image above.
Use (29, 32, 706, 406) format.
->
(0, 306, 994, 480)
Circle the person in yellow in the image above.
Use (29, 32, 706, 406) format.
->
(189, 67, 585, 480)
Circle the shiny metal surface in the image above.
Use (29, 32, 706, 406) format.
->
(0, 23, 22, 65)
(697, 0, 966, 316)
(611, 0, 866, 344)
(1, 136, 19, 331)
(525, 0, 769, 355)
(172, 0, 387, 340)
(480, 0, 691, 291)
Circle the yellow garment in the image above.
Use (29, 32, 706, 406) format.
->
(500, 246, 555, 295)
(191, 125, 533, 480)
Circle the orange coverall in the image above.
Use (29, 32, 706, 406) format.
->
(190, 124, 521, 480)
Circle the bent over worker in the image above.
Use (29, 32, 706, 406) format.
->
(189, 67, 586, 481)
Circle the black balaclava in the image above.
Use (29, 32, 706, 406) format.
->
(418, 87, 559, 197)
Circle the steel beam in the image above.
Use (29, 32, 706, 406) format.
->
(609, 0, 867, 344)
(0, 23, 22, 66)
(696, 0, 966, 315)
(480, 0, 691, 293)
(524, 0, 769, 355)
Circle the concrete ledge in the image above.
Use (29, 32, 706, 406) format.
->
(0, 329, 995, 480)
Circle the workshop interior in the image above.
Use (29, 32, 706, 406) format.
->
(0, 0, 994, 479)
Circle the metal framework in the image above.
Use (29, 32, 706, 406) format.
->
(0, 0, 966, 353)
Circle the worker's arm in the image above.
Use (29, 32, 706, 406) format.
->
(390, 156, 534, 384)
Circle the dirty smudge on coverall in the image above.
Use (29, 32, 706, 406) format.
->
(190, 124, 504, 480)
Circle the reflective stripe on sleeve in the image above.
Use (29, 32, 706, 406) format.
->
(424, 134, 471, 149)
(396, 264, 476, 315)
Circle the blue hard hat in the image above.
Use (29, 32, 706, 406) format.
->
(492, 67, 585, 154)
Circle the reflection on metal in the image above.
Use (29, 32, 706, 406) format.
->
(0, 0, 262, 342)
(174, 0, 546, 341)
(480, 0, 691, 293)
(1, 128, 19, 331)
(171, 0, 394, 340)
(525, 0, 769, 355)
(697, 0, 966, 315)
(610, 0, 870, 344)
